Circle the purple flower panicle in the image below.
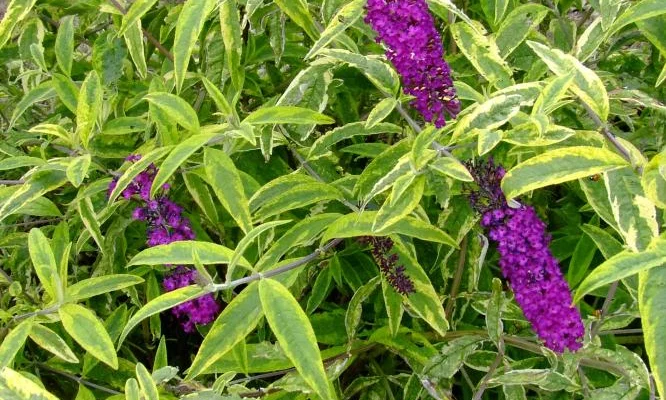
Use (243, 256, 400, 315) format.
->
(364, 0, 460, 127)
(469, 160, 584, 353)
(361, 236, 415, 295)
(108, 154, 220, 333)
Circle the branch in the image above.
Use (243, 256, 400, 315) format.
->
(1, 217, 63, 229)
(445, 235, 468, 320)
(289, 147, 360, 212)
(580, 101, 635, 167)
(590, 280, 619, 337)
(0, 179, 24, 185)
(211, 239, 343, 292)
(472, 341, 504, 400)
(393, 97, 456, 158)
(108, 0, 174, 62)
(37, 363, 122, 395)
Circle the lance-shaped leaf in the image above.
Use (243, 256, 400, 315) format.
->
(66, 275, 144, 302)
(0, 367, 59, 400)
(273, 0, 320, 41)
(128, 240, 251, 269)
(29, 228, 63, 303)
(54, 15, 74, 76)
(59, 303, 118, 369)
(346, 276, 380, 341)
(639, 264, 666, 399)
(124, 20, 148, 79)
(9, 81, 56, 128)
(75, 71, 102, 148)
(226, 220, 291, 281)
(0, 0, 38, 51)
(187, 282, 264, 378)
(243, 106, 335, 126)
(0, 170, 67, 223)
(107, 146, 174, 203)
(318, 49, 400, 95)
(77, 197, 104, 253)
(204, 148, 253, 233)
(574, 237, 666, 303)
(29, 324, 79, 363)
(527, 41, 609, 120)
(259, 279, 337, 400)
(309, 122, 402, 160)
(118, 0, 158, 36)
(0, 320, 32, 368)
(501, 146, 629, 199)
(373, 174, 425, 232)
(150, 131, 220, 198)
(220, 0, 244, 91)
(144, 92, 200, 132)
(306, 0, 365, 59)
(173, 0, 216, 93)
(451, 94, 522, 142)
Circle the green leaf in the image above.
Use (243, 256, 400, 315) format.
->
(526, 41, 609, 120)
(478, 130, 504, 156)
(66, 275, 144, 302)
(373, 175, 425, 232)
(306, 268, 333, 314)
(118, 0, 158, 36)
(318, 49, 400, 95)
(255, 213, 342, 271)
(365, 98, 398, 129)
(54, 15, 74, 76)
(0, 320, 32, 368)
(204, 148, 253, 233)
(59, 303, 118, 369)
(226, 220, 291, 281)
(605, 168, 658, 252)
(392, 239, 449, 336)
(567, 232, 597, 288)
(0, 170, 67, 223)
(382, 278, 403, 337)
(9, 81, 56, 128)
(52, 73, 79, 114)
(259, 279, 336, 400)
(639, 265, 666, 399)
(501, 146, 629, 199)
(0, 156, 44, 171)
(253, 183, 344, 221)
(451, 95, 523, 142)
(0, 366, 59, 400)
(150, 131, 219, 198)
(641, 151, 666, 209)
(107, 146, 173, 203)
(426, 0, 479, 36)
(75, 71, 103, 148)
(243, 106, 335, 125)
(249, 175, 320, 211)
(77, 197, 105, 253)
(423, 336, 484, 379)
(273, 0, 320, 41)
(580, 224, 623, 260)
(0, 0, 38, 51)
(124, 20, 148, 79)
(118, 286, 209, 346)
(306, 0, 365, 59)
(188, 282, 264, 378)
(574, 237, 666, 303)
(308, 122, 402, 160)
(128, 240, 250, 269)
(183, 172, 219, 223)
(220, 0, 244, 91)
(610, 0, 666, 37)
(29, 324, 78, 363)
(136, 363, 159, 400)
(124, 378, 141, 400)
(346, 276, 381, 341)
(173, 0, 216, 93)
(532, 73, 575, 115)
(201, 75, 236, 120)
(599, 0, 622, 31)
(495, 4, 549, 57)
(450, 22, 514, 89)
(323, 212, 456, 246)
(144, 92, 200, 132)
(66, 155, 91, 188)
(29, 228, 64, 303)
(429, 157, 474, 182)
(486, 278, 503, 346)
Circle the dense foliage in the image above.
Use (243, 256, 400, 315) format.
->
(0, 0, 665, 399)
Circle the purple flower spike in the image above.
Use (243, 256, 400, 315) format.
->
(107, 157, 221, 333)
(361, 236, 415, 295)
(365, 0, 460, 127)
(468, 160, 585, 353)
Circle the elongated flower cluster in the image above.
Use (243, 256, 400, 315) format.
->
(468, 160, 584, 353)
(364, 0, 460, 127)
(360, 236, 415, 295)
(109, 155, 220, 332)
